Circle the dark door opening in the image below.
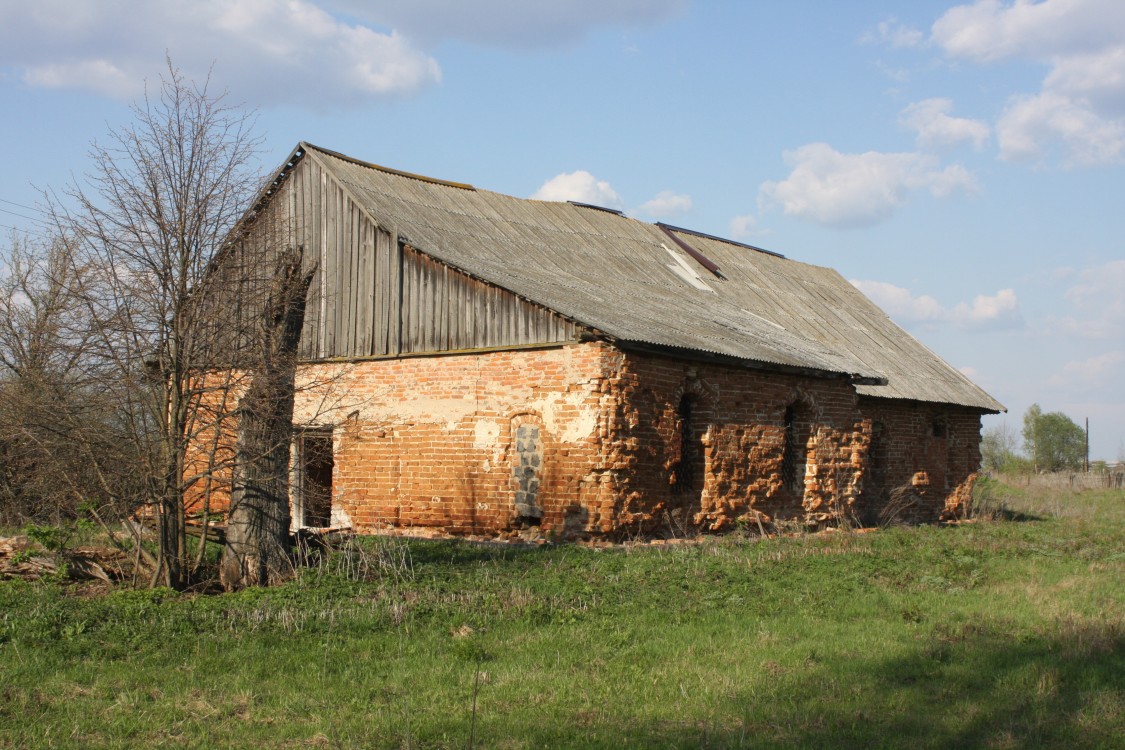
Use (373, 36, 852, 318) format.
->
(859, 421, 888, 526)
(671, 394, 705, 511)
(783, 404, 810, 499)
(298, 429, 333, 528)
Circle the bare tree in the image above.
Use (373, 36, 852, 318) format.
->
(48, 62, 263, 588)
(220, 246, 315, 590)
(0, 232, 141, 525)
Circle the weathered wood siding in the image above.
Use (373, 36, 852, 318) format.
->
(399, 249, 579, 354)
(236, 153, 582, 360)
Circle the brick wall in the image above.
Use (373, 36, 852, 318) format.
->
(593, 350, 873, 534)
(596, 351, 984, 533)
(290, 342, 619, 535)
(190, 341, 984, 536)
(857, 397, 983, 523)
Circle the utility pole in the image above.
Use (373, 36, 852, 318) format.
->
(1085, 417, 1089, 473)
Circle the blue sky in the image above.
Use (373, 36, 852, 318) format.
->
(1, 0, 1122, 459)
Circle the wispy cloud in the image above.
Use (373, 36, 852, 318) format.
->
(1047, 350, 1125, 389)
(861, 17, 924, 48)
(636, 190, 692, 219)
(321, 0, 688, 49)
(728, 214, 760, 241)
(950, 288, 1022, 330)
(1055, 259, 1125, 339)
(851, 280, 1024, 332)
(0, 0, 442, 108)
(759, 143, 978, 228)
(900, 98, 990, 151)
(931, 0, 1125, 167)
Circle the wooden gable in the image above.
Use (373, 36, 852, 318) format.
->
(221, 148, 583, 362)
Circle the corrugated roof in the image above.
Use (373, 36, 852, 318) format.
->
(296, 143, 1003, 412)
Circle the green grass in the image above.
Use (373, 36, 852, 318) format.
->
(2, 480, 1123, 749)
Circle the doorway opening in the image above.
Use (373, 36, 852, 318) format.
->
(296, 428, 333, 528)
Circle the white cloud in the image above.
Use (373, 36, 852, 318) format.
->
(931, 0, 1125, 166)
(863, 18, 924, 48)
(21, 58, 135, 99)
(997, 92, 1125, 165)
(931, 0, 1125, 62)
(758, 143, 979, 228)
(851, 280, 1023, 332)
(950, 288, 1023, 330)
(0, 0, 442, 108)
(531, 170, 624, 209)
(729, 214, 759, 241)
(636, 190, 692, 218)
(1056, 259, 1125, 338)
(322, 0, 687, 48)
(851, 280, 945, 324)
(1047, 351, 1125, 388)
(1045, 46, 1125, 113)
(900, 98, 990, 151)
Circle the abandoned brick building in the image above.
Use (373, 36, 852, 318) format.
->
(208, 142, 1004, 537)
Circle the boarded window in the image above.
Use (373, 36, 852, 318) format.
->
(296, 429, 333, 528)
(513, 424, 542, 525)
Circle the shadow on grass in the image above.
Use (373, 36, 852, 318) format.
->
(403, 537, 556, 568)
(463, 619, 1124, 750)
(990, 506, 1044, 522)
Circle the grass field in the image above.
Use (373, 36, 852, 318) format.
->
(2, 477, 1123, 749)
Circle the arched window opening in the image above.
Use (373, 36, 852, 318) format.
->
(671, 393, 705, 501)
(513, 423, 543, 526)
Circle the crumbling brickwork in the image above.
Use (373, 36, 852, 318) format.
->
(590, 350, 875, 534)
(190, 340, 985, 537)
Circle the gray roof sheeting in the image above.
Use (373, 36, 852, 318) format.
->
(300, 144, 1003, 412)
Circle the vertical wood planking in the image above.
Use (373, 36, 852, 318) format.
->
(373, 229, 393, 355)
(337, 186, 353, 355)
(396, 248, 577, 354)
(310, 158, 325, 359)
(249, 151, 579, 362)
(357, 214, 373, 357)
(322, 172, 337, 357)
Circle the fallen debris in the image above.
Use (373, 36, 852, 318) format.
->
(0, 535, 129, 583)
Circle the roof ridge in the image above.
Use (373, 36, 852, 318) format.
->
(300, 141, 475, 191)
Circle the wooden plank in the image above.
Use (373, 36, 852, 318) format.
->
(437, 262, 449, 350)
(338, 187, 354, 356)
(312, 159, 326, 359)
(374, 228, 391, 355)
(300, 160, 321, 359)
(390, 233, 401, 356)
(357, 214, 373, 357)
(325, 165, 336, 356)
(401, 246, 418, 353)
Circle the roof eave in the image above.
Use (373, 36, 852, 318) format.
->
(615, 339, 884, 385)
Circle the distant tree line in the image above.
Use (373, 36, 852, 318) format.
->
(981, 404, 1087, 474)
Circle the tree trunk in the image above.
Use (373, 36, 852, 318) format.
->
(220, 247, 315, 590)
